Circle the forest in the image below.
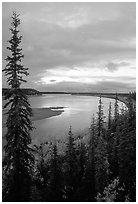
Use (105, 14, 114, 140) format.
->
(2, 12, 136, 202)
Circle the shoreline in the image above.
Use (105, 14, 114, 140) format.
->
(31, 107, 64, 121)
(71, 93, 130, 107)
(2, 94, 134, 128)
(2, 107, 65, 128)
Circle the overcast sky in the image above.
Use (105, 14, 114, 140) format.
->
(2, 2, 136, 92)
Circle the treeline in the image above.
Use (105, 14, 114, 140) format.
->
(2, 88, 41, 96)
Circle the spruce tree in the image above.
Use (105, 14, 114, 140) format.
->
(114, 93, 119, 126)
(48, 142, 63, 201)
(74, 136, 87, 201)
(97, 96, 105, 137)
(108, 102, 112, 130)
(2, 12, 34, 201)
(77, 137, 86, 185)
(106, 102, 115, 179)
(110, 94, 120, 178)
(34, 144, 49, 201)
(64, 126, 77, 201)
(127, 93, 135, 121)
(95, 96, 109, 193)
(83, 116, 96, 201)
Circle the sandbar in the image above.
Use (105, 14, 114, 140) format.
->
(2, 107, 64, 128)
(31, 107, 64, 121)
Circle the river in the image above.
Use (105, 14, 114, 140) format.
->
(25, 94, 124, 144)
(2, 94, 125, 145)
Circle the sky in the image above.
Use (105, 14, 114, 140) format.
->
(2, 2, 136, 92)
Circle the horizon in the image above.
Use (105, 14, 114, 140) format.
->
(2, 87, 133, 95)
(2, 2, 136, 92)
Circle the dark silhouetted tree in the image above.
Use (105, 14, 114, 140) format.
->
(114, 93, 119, 127)
(74, 135, 87, 201)
(48, 142, 63, 201)
(95, 97, 109, 193)
(97, 96, 105, 137)
(32, 144, 49, 201)
(2, 12, 34, 202)
(82, 116, 96, 201)
(109, 94, 121, 179)
(108, 101, 112, 130)
(64, 126, 78, 201)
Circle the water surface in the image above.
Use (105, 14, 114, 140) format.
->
(27, 94, 124, 144)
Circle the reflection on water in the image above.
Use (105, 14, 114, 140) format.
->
(27, 94, 125, 144)
(2, 94, 125, 145)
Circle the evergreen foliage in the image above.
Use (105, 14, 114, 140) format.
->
(96, 177, 124, 202)
(63, 126, 78, 201)
(114, 93, 119, 127)
(82, 116, 96, 201)
(96, 96, 105, 137)
(47, 142, 63, 201)
(95, 97, 109, 193)
(76, 138, 87, 200)
(2, 12, 34, 201)
(108, 101, 112, 130)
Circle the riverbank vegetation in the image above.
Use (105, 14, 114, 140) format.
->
(2, 12, 136, 202)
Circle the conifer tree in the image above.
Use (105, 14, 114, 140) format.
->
(83, 116, 96, 201)
(48, 142, 63, 201)
(74, 135, 87, 201)
(106, 102, 116, 179)
(97, 96, 105, 137)
(114, 93, 119, 126)
(77, 138, 86, 181)
(108, 102, 112, 130)
(2, 12, 34, 201)
(34, 144, 49, 201)
(127, 93, 135, 121)
(95, 97, 109, 193)
(64, 126, 78, 201)
(109, 94, 120, 178)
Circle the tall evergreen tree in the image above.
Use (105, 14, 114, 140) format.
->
(83, 116, 96, 201)
(33, 144, 49, 201)
(97, 96, 105, 137)
(2, 12, 34, 201)
(109, 94, 120, 179)
(106, 102, 115, 179)
(95, 97, 109, 193)
(108, 101, 112, 130)
(48, 142, 63, 201)
(71, 135, 87, 201)
(127, 93, 135, 121)
(64, 126, 78, 201)
(114, 93, 119, 127)
(77, 137, 86, 183)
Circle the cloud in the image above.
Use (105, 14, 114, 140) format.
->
(2, 2, 136, 92)
(33, 80, 136, 93)
(50, 79, 57, 82)
(105, 61, 130, 72)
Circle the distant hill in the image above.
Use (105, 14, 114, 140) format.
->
(2, 88, 41, 96)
